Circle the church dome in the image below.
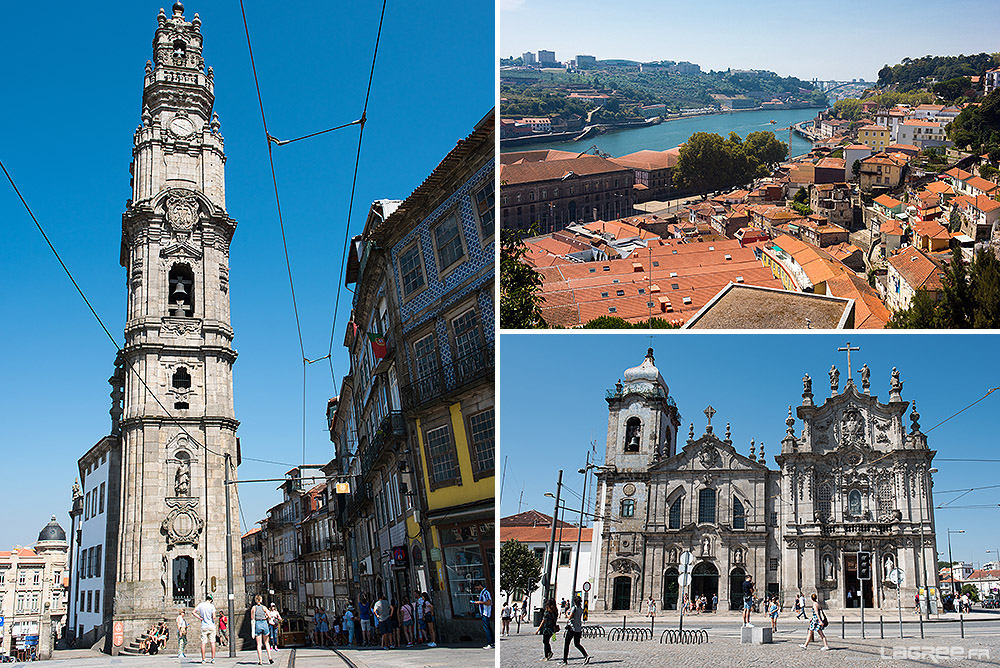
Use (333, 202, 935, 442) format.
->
(622, 348, 668, 394)
(37, 516, 66, 544)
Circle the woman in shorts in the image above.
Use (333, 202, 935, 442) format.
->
(421, 592, 438, 647)
(399, 598, 414, 646)
(800, 593, 830, 651)
(251, 595, 274, 665)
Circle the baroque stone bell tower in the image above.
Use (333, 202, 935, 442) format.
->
(114, 1, 243, 636)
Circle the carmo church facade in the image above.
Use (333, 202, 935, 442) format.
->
(591, 348, 938, 612)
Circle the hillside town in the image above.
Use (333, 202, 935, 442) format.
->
(501, 80, 1000, 329)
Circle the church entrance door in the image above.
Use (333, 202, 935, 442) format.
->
(662, 568, 679, 610)
(691, 562, 718, 605)
(729, 567, 746, 610)
(844, 553, 874, 608)
(612, 576, 632, 610)
(172, 556, 194, 607)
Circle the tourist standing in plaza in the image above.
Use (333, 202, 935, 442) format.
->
(422, 592, 439, 647)
(267, 603, 282, 651)
(800, 593, 831, 651)
(399, 598, 415, 646)
(343, 605, 356, 645)
(535, 599, 558, 661)
(768, 597, 779, 632)
(473, 582, 495, 649)
(711, 593, 718, 612)
(251, 595, 274, 665)
(742, 575, 755, 626)
(501, 600, 513, 636)
(193, 593, 217, 664)
(176, 608, 189, 658)
(563, 595, 590, 665)
(374, 592, 392, 649)
(359, 598, 373, 645)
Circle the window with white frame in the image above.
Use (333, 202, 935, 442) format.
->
(398, 243, 425, 297)
(433, 213, 465, 272)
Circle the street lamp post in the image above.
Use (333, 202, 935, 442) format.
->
(542, 471, 564, 608)
(571, 452, 592, 599)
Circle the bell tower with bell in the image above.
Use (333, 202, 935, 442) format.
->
(114, 2, 243, 640)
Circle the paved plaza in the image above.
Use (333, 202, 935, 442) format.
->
(498, 612, 1000, 668)
(35, 643, 495, 668)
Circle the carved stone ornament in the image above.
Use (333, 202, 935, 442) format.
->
(610, 558, 637, 575)
(840, 406, 865, 448)
(161, 318, 202, 337)
(166, 190, 199, 231)
(699, 445, 720, 469)
(623, 483, 636, 497)
(161, 498, 204, 547)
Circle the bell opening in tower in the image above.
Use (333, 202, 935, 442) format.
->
(168, 264, 195, 317)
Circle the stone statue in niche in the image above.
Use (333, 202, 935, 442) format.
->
(884, 554, 895, 579)
(823, 554, 834, 580)
(701, 536, 711, 556)
(175, 456, 191, 496)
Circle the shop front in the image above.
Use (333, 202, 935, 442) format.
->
(434, 517, 494, 641)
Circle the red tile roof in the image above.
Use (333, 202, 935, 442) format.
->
(888, 247, 944, 292)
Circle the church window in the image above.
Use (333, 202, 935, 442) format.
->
(816, 483, 832, 517)
(168, 265, 195, 317)
(620, 498, 636, 518)
(733, 496, 746, 529)
(172, 368, 191, 389)
(848, 489, 862, 516)
(173, 39, 186, 61)
(877, 480, 893, 514)
(624, 417, 641, 452)
(669, 498, 682, 529)
(698, 489, 716, 524)
(769, 558, 778, 571)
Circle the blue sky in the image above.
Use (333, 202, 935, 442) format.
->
(499, 333, 1000, 569)
(0, 1, 492, 548)
(499, 0, 1000, 81)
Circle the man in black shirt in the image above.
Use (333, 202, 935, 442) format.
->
(742, 575, 755, 626)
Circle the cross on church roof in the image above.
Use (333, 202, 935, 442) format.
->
(838, 342, 860, 381)
(704, 405, 716, 425)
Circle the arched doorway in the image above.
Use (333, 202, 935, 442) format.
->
(690, 562, 718, 606)
(662, 568, 679, 610)
(729, 567, 747, 611)
(611, 576, 632, 610)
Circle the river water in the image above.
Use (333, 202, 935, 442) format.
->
(503, 107, 822, 159)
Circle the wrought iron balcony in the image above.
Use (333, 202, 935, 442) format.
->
(359, 411, 406, 478)
(400, 342, 494, 412)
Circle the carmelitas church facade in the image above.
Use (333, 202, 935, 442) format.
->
(591, 348, 938, 612)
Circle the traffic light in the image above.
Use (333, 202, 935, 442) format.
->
(858, 551, 872, 580)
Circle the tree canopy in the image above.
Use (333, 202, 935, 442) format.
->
(500, 539, 543, 601)
(948, 89, 1000, 154)
(888, 247, 1000, 328)
(673, 130, 787, 194)
(877, 53, 1000, 91)
(500, 227, 547, 329)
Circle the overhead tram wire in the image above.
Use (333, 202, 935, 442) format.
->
(925, 386, 1000, 433)
(326, 0, 388, 386)
(1, 156, 227, 460)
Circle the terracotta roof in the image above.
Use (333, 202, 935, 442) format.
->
(826, 242, 862, 261)
(501, 510, 574, 528)
(888, 247, 944, 292)
(944, 167, 973, 181)
(912, 220, 950, 240)
(924, 181, 954, 195)
(500, 526, 593, 543)
(844, 144, 870, 151)
(859, 124, 889, 132)
(816, 157, 845, 170)
(769, 234, 852, 287)
(880, 220, 906, 236)
(824, 271, 890, 329)
(972, 195, 1000, 213)
(499, 149, 581, 165)
(499, 155, 630, 186)
(242, 528, 261, 538)
(965, 176, 999, 193)
(874, 194, 903, 209)
(610, 148, 680, 171)
(582, 220, 660, 241)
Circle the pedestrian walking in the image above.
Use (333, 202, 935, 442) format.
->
(176, 608, 189, 658)
(314, 606, 330, 647)
(399, 598, 415, 646)
(267, 603, 282, 651)
(535, 599, 558, 661)
(742, 575, 755, 627)
(473, 583, 495, 649)
(421, 592, 438, 647)
(192, 593, 217, 664)
(251, 595, 274, 666)
(522, 596, 530, 623)
(501, 601, 513, 636)
(769, 597, 779, 632)
(562, 595, 590, 665)
(646, 596, 656, 620)
(217, 611, 228, 647)
(800, 593, 830, 651)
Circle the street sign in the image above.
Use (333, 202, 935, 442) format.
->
(113, 621, 124, 648)
(0, 615, 4, 628)
(888, 568, 904, 586)
(678, 573, 692, 587)
(680, 551, 694, 568)
(582, 582, 591, 593)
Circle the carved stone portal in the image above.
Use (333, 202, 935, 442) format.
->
(166, 190, 199, 231)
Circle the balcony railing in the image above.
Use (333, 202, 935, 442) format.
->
(400, 342, 494, 411)
(359, 411, 406, 478)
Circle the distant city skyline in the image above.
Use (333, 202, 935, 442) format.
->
(499, 0, 1000, 81)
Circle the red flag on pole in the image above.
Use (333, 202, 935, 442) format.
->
(368, 332, 387, 360)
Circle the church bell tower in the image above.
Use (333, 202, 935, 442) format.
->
(114, 2, 243, 637)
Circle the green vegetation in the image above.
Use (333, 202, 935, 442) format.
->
(791, 187, 813, 216)
(888, 247, 1000, 328)
(499, 539, 542, 601)
(582, 316, 681, 329)
(832, 98, 864, 120)
(500, 227, 547, 329)
(933, 76, 975, 103)
(877, 53, 1000, 91)
(673, 131, 788, 194)
(500, 85, 590, 119)
(948, 89, 1000, 154)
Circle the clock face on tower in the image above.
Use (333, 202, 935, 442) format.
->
(169, 116, 195, 138)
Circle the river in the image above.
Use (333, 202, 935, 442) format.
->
(502, 107, 822, 159)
